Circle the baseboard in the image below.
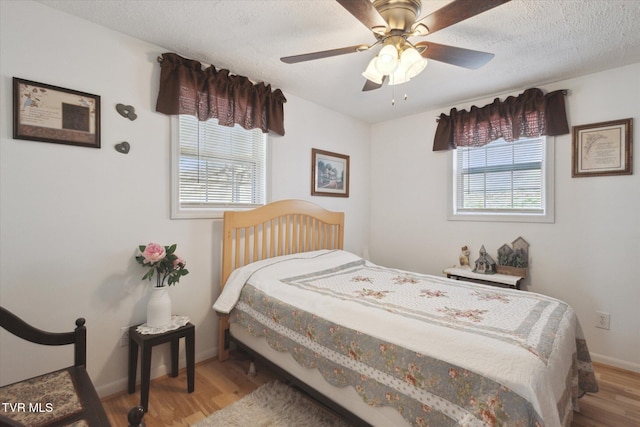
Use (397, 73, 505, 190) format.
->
(96, 347, 217, 398)
(590, 352, 640, 373)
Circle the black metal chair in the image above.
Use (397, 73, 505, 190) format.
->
(0, 306, 144, 426)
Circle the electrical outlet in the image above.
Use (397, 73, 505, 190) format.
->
(595, 311, 610, 330)
(120, 326, 131, 347)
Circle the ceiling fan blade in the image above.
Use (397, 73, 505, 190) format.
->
(281, 45, 364, 64)
(362, 76, 386, 92)
(415, 0, 511, 36)
(417, 42, 495, 69)
(336, 0, 388, 33)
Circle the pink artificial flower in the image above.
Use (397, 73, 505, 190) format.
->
(173, 256, 186, 268)
(142, 243, 166, 264)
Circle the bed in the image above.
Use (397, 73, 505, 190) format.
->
(213, 199, 598, 427)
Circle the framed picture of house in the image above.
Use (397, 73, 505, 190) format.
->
(311, 148, 349, 197)
(13, 77, 101, 148)
(572, 118, 632, 177)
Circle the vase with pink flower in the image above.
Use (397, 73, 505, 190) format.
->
(136, 243, 189, 328)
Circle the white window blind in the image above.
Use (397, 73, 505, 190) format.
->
(450, 137, 554, 222)
(172, 115, 266, 218)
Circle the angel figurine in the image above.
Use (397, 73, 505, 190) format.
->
(459, 245, 471, 269)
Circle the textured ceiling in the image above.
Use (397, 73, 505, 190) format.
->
(37, 0, 640, 123)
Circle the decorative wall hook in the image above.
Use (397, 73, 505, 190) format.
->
(115, 141, 130, 154)
(116, 104, 137, 121)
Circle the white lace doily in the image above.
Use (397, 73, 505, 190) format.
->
(136, 315, 190, 334)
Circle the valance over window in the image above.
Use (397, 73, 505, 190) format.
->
(433, 88, 568, 151)
(156, 52, 287, 136)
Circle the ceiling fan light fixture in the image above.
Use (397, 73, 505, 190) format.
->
(375, 44, 399, 74)
(388, 65, 410, 86)
(283, 0, 509, 92)
(362, 57, 384, 84)
(401, 47, 428, 79)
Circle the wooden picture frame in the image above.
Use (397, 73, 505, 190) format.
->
(572, 118, 632, 177)
(13, 77, 101, 148)
(311, 148, 350, 197)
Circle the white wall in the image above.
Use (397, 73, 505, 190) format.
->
(370, 63, 640, 372)
(270, 94, 371, 254)
(0, 0, 370, 395)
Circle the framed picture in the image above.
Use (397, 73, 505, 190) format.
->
(13, 77, 100, 148)
(311, 148, 350, 197)
(572, 118, 632, 177)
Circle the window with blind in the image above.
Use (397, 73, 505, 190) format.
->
(171, 115, 267, 219)
(449, 137, 554, 223)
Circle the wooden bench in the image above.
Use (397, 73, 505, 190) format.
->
(443, 267, 524, 290)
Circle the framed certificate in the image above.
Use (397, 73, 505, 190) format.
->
(572, 118, 632, 177)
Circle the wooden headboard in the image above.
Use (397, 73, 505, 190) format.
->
(218, 199, 344, 360)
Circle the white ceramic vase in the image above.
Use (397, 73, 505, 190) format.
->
(146, 286, 171, 328)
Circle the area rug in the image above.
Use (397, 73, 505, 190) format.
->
(193, 381, 351, 426)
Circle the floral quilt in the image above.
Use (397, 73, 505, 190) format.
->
(215, 250, 598, 427)
(283, 259, 567, 365)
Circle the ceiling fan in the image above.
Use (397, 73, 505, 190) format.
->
(280, 0, 512, 91)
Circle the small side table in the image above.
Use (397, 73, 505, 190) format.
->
(443, 267, 524, 290)
(128, 322, 195, 412)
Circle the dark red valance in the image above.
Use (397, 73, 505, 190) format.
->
(156, 52, 287, 135)
(433, 88, 568, 151)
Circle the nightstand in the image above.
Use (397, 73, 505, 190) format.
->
(128, 322, 195, 412)
(444, 267, 523, 290)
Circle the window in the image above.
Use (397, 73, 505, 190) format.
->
(171, 115, 267, 219)
(449, 136, 554, 223)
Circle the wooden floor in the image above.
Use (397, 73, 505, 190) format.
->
(102, 358, 640, 427)
(102, 352, 276, 427)
(571, 362, 640, 427)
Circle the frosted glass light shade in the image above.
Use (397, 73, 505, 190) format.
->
(362, 57, 384, 84)
(388, 62, 410, 85)
(401, 47, 428, 78)
(375, 45, 399, 74)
